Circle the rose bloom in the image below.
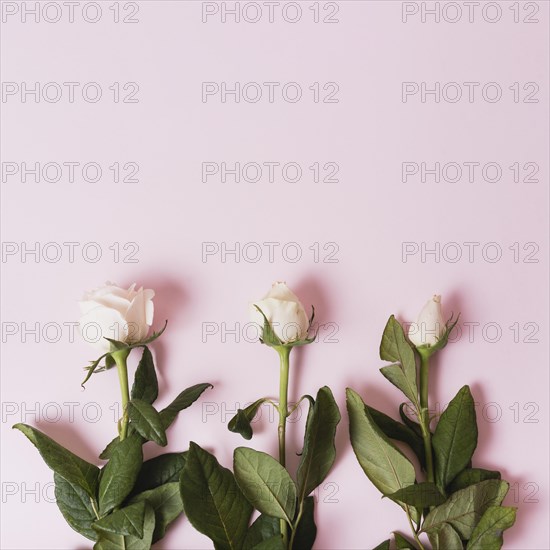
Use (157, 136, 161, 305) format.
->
(251, 282, 309, 344)
(408, 294, 445, 347)
(79, 283, 154, 352)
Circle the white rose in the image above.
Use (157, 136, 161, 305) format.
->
(251, 282, 309, 344)
(408, 295, 445, 347)
(79, 282, 155, 352)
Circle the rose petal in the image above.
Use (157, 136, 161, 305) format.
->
(92, 293, 132, 317)
(125, 288, 154, 342)
(79, 306, 128, 352)
(263, 281, 301, 303)
(408, 295, 445, 346)
(252, 297, 309, 343)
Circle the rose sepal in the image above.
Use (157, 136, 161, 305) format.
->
(413, 314, 460, 360)
(255, 305, 316, 350)
(81, 321, 168, 387)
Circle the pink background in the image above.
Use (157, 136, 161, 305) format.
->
(1, 1, 548, 548)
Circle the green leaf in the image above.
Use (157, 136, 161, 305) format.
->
(292, 496, 317, 550)
(228, 398, 266, 440)
(296, 386, 341, 500)
(367, 405, 425, 469)
(99, 428, 139, 461)
(54, 473, 98, 541)
(379, 315, 418, 406)
(372, 540, 391, 550)
(347, 389, 419, 525)
(243, 514, 280, 549)
(379, 365, 419, 410)
(128, 399, 167, 446)
(251, 537, 285, 550)
(466, 506, 517, 550)
(93, 502, 155, 550)
(133, 452, 187, 494)
(427, 523, 463, 550)
(13, 423, 99, 498)
(423, 480, 509, 539)
(180, 442, 252, 550)
(234, 447, 296, 523)
(98, 434, 143, 516)
(131, 346, 158, 404)
(99, 436, 120, 460)
(388, 482, 446, 508)
(93, 501, 146, 538)
(130, 482, 183, 542)
(393, 532, 419, 549)
(432, 385, 478, 490)
(159, 383, 213, 429)
(346, 389, 416, 497)
(448, 468, 501, 494)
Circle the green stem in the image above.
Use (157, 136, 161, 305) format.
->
(276, 346, 291, 548)
(113, 349, 131, 441)
(89, 497, 100, 520)
(289, 500, 304, 549)
(405, 506, 426, 550)
(418, 351, 434, 484)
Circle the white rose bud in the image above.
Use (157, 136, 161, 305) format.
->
(408, 295, 445, 347)
(78, 282, 155, 352)
(251, 282, 310, 344)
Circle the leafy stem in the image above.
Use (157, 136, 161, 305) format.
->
(89, 497, 100, 520)
(289, 499, 304, 549)
(405, 505, 425, 550)
(112, 348, 131, 441)
(418, 350, 434, 485)
(275, 345, 291, 547)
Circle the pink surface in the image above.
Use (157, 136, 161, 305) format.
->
(1, 1, 548, 548)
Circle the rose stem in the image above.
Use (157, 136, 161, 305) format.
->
(276, 345, 291, 547)
(113, 349, 131, 441)
(418, 350, 435, 484)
